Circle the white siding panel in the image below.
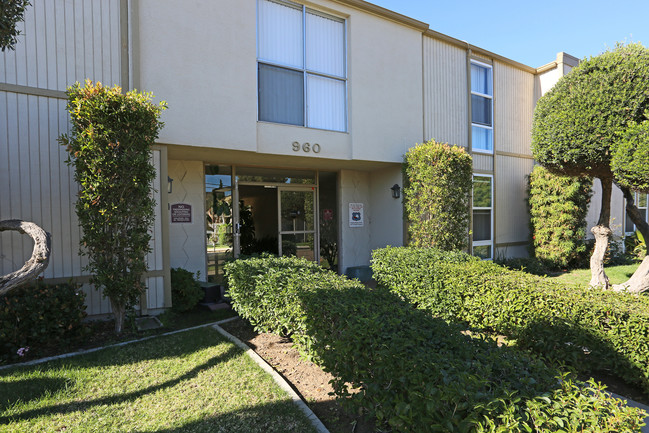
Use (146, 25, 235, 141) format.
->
(0, 0, 122, 91)
(423, 37, 468, 147)
(146, 276, 165, 310)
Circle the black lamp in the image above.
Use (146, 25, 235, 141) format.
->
(391, 184, 400, 199)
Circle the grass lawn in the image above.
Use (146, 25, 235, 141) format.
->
(549, 263, 640, 287)
(0, 326, 318, 433)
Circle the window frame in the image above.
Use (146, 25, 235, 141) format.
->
(256, 0, 348, 132)
(472, 174, 493, 260)
(470, 59, 494, 154)
(625, 191, 649, 235)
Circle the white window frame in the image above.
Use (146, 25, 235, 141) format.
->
(625, 191, 648, 235)
(470, 60, 493, 154)
(472, 174, 493, 260)
(256, 0, 348, 132)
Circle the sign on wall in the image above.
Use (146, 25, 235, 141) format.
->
(171, 203, 192, 224)
(349, 203, 364, 227)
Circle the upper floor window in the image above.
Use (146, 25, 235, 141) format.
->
(471, 60, 493, 153)
(257, 0, 347, 132)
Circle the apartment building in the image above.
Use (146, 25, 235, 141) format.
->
(1, 0, 575, 316)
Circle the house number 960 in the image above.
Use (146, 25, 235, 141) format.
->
(292, 142, 321, 154)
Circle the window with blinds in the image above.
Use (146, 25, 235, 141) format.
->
(257, 0, 347, 132)
(470, 60, 493, 153)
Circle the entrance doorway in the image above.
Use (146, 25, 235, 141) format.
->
(205, 165, 337, 282)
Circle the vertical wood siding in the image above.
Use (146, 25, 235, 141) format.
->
(473, 153, 494, 173)
(423, 37, 468, 147)
(494, 61, 535, 156)
(0, 0, 122, 91)
(0, 93, 85, 280)
(1, 0, 166, 314)
(495, 155, 533, 244)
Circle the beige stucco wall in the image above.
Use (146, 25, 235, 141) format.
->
(369, 165, 404, 251)
(338, 170, 371, 271)
(136, 0, 258, 152)
(168, 160, 207, 279)
(136, 0, 422, 164)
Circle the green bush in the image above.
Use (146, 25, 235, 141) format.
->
(0, 280, 87, 363)
(170, 268, 203, 312)
(59, 80, 167, 333)
(527, 166, 592, 268)
(403, 140, 473, 250)
(226, 256, 645, 432)
(372, 246, 649, 395)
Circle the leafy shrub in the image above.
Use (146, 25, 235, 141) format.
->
(495, 256, 551, 276)
(226, 256, 645, 431)
(372, 246, 649, 395)
(0, 280, 87, 363)
(403, 140, 473, 250)
(170, 268, 203, 312)
(59, 80, 167, 333)
(527, 166, 592, 269)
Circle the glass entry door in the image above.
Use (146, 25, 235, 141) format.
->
(278, 188, 318, 262)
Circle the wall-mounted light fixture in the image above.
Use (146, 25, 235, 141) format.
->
(167, 176, 174, 194)
(391, 184, 401, 199)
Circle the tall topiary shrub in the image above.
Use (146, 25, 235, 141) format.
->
(60, 80, 167, 333)
(403, 140, 472, 250)
(527, 165, 592, 268)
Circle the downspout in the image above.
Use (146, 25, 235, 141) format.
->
(466, 42, 473, 255)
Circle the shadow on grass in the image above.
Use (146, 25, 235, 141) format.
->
(129, 400, 318, 433)
(0, 334, 239, 423)
(0, 377, 72, 410)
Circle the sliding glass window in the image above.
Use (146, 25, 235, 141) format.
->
(257, 0, 346, 132)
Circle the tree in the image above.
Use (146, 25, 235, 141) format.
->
(403, 140, 473, 250)
(0, 0, 30, 51)
(60, 81, 167, 333)
(532, 43, 649, 292)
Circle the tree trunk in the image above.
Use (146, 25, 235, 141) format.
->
(0, 220, 51, 296)
(110, 298, 126, 334)
(589, 178, 613, 289)
(613, 187, 649, 293)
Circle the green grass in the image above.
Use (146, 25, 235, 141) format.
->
(0, 327, 317, 433)
(549, 263, 640, 287)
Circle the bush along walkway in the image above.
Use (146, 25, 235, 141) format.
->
(0, 324, 320, 433)
(226, 256, 646, 432)
(372, 247, 649, 399)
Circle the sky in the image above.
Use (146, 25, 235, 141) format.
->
(368, 0, 649, 68)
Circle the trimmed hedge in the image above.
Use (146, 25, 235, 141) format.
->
(403, 140, 473, 250)
(0, 280, 87, 363)
(226, 256, 645, 432)
(527, 166, 592, 268)
(372, 246, 649, 395)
